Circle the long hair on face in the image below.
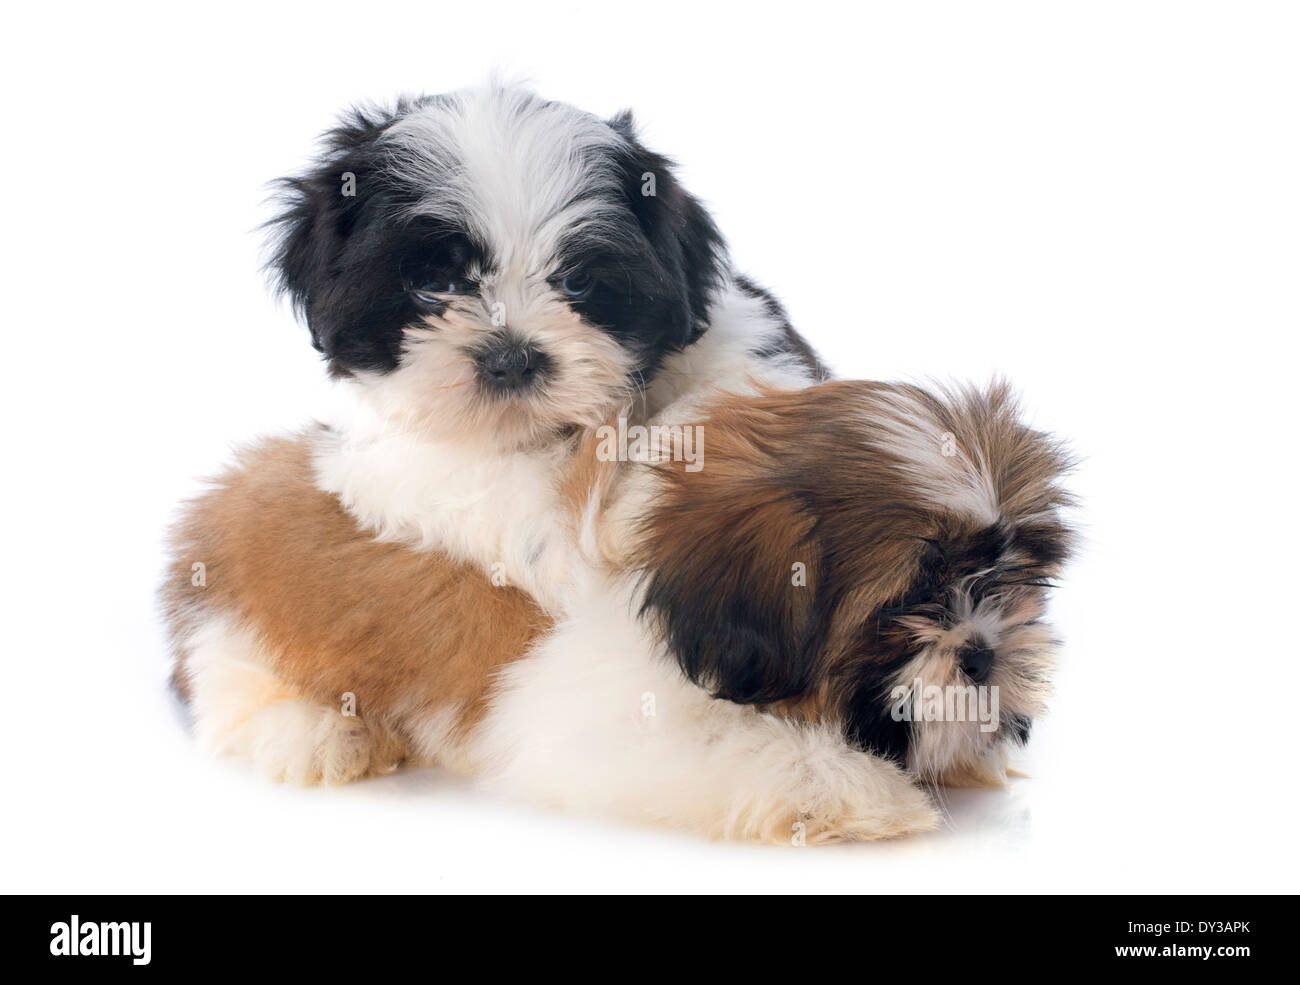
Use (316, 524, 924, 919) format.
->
(635, 380, 1075, 785)
(264, 85, 731, 450)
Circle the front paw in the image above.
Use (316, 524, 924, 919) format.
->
(793, 778, 940, 845)
(721, 736, 941, 845)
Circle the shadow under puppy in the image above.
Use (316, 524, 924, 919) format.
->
(165, 380, 1072, 844)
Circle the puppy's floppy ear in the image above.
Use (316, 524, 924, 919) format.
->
(636, 466, 826, 705)
(607, 111, 726, 346)
(265, 103, 408, 363)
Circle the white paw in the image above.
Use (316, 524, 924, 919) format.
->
(793, 778, 940, 845)
(203, 699, 402, 786)
(733, 738, 941, 845)
(181, 617, 405, 786)
(247, 702, 402, 785)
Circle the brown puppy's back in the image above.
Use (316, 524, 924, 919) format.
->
(162, 429, 553, 745)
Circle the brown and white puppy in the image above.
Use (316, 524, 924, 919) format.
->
(166, 379, 1072, 844)
(634, 380, 1075, 788)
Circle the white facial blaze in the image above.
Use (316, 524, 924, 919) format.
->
(384, 86, 628, 278)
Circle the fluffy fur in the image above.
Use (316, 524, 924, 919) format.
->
(633, 381, 1074, 788)
(166, 380, 1071, 843)
(164, 84, 1072, 844)
(267, 83, 822, 452)
(259, 83, 821, 611)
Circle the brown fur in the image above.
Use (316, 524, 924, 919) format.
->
(635, 382, 944, 702)
(558, 414, 622, 530)
(163, 430, 553, 745)
(165, 379, 1069, 794)
(635, 380, 1073, 763)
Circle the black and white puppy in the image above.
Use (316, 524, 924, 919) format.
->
(267, 84, 822, 614)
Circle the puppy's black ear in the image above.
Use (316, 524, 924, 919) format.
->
(608, 111, 726, 345)
(265, 103, 408, 365)
(636, 468, 826, 704)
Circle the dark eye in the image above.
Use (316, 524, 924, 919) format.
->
(412, 281, 465, 303)
(560, 271, 594, 297)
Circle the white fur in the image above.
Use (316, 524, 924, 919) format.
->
(867, 389, 1001, 525)
(454, 574, 939, 843)
(179, 614, 401, 785)
(312, 395, 582, 612)
(385, 86, 628, 275)
(182, 582, 938, 843)
(644, 278, 817, 413)
(313, 275, 818, 611)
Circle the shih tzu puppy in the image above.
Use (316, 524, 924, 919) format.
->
(629, 381, 1075, 793)
(166, 378, 1072, 844)
(253, 83, 822, 616)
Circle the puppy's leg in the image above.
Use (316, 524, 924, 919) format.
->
(467, 586, 939, 844)
(624, 699, 941, 844)
(695, 712, 942, 844)
(934, 746, 1010, 788)
(177, 614, 405, 785)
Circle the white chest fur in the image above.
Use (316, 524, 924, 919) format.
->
(311, 397, 578, 613)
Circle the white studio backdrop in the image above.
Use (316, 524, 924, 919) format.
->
(1, 1, 1295, 892)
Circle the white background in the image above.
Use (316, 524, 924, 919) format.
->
(2, 1, 1296, 893)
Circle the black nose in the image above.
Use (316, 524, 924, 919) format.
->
(475, 340, 550, 392)
(959, 644, 995, 683)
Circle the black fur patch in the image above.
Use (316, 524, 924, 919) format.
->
(735, 274, 830, 380)
(267, 101, 436, 374)
(638, 498, 826, 705)
(267, 97, 730, 383)
(606, 111, 725, 347)
(1009, 715, 1033, 744)
(840, 619, 921, 764)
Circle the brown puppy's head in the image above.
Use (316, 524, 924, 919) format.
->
(636, 380, 1074, 785)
